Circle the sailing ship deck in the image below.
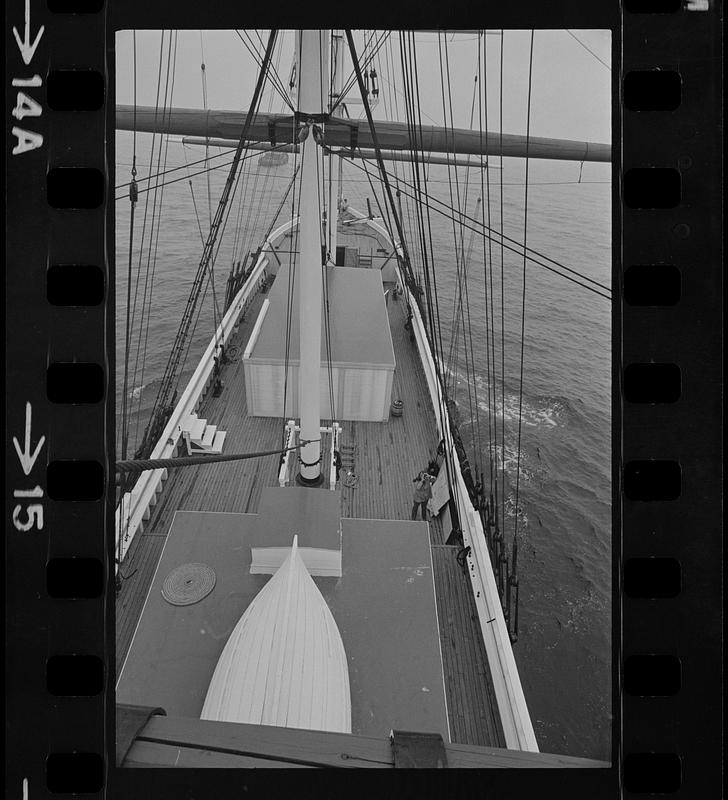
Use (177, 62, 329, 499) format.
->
(116, 280, 506, 748)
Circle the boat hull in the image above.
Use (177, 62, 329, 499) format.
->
(200, 537, 352, 734)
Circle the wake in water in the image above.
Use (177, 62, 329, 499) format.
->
(443, 364, 573, 431)
(491, 443, 542, 485)
(125, 376, 163, 401)
(503, 491, 529, 531)
(562, 584, 609, 634)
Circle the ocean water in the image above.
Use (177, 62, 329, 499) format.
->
(115, 132, 611, 761)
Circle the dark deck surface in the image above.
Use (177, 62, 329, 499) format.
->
(116, 279, 505, 747)
(117, 505, 449, 740)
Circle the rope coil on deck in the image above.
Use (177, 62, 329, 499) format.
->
(162, 563, 216, 606)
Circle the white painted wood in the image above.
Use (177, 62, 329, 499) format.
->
(188, 417, 207, 442)
(201, 536, 351, 733)
(250, 545, 342, 577)
(245, 362, 393, 421)
(200, 425, 217, 448)
(278, 420, 297, 487)
(242, 299, 270, 360)
(296, 30, 328, 483)
(210, 430, 226, 453)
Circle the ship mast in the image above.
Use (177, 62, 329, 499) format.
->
(295, 30, 329, 485)
(327, 30, 345, 260)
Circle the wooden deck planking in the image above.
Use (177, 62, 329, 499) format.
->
(338, 296, 446, 531)
(116, 277, 505, 747)
(335, 297, 504, 746)
(116, 291, 281, 674)
(115, 533, 167, 675)
(432, 546, 506, 747)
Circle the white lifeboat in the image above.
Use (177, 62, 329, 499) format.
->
(200, 535, 351, 734)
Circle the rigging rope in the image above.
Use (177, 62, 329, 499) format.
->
(317, 129, 338, 426)
(499, 30, 507, 540)
(565, 30, 611, 72)
(199, 31, 213, 227)
(478, 29, 500, 517)
(116, 440, 318, 478)
(120, 33, 140, 461)
(117, 153, 608, 200)
(128, 30, 179, 453)
(235, 29, 293, 111)
(118, 29, 174, 568)
(173, 136, 262, 412)
(187, 180, 223, 354)
(332, 31, 391, 115)
(400, 30, 464, 529)
(115, 146, 233, 192)
(122, 29, 166, 450)
(114, 144, 295, 201)
(281, 111, 300, 446)
(345, 31, 415, 289)
(440, 33, 483, 490)
(513, 30, 535, 548)
(310, 37, 339, 428)
(339, 154, 612, 300)
(252, 28, 291, 111)
(137, 30, 280, 458)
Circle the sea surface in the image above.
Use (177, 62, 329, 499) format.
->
(115, 132, 612, 761)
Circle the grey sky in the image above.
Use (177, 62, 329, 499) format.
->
(115, 29, 611, 145)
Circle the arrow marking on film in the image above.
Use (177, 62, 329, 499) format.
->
(13, 402, 46, 476)
(13, 0, 44, 66)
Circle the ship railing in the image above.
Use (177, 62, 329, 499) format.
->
(242, 298, 270, 359)
(401, 274, 539, 754)
(115, 212, 305, 566)
(260, 215, 300, 272)
(115, 255, 270, 567)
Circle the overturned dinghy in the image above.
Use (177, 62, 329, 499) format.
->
(200, 535, 351, 733)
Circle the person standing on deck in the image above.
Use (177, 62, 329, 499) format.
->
(411, 471, 432, 521)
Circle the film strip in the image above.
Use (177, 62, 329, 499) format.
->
(4, 1, 721, 797)
(620, 1, 721, 795)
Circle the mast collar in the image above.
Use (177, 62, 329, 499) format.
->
(294, 111, 329, 125)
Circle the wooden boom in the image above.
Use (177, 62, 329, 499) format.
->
(181, 136, 496, 169)
(116, 105, 611, 163)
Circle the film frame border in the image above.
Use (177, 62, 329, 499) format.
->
(3, 0, 722, 796)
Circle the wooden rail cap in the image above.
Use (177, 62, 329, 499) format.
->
(118, 708, 611, 768)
